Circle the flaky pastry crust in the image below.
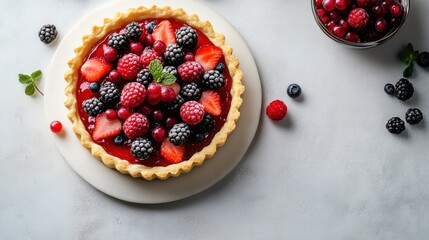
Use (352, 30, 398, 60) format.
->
(64, 6, 244, 180)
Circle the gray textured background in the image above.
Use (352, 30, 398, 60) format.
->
(1, 0, 429, 239)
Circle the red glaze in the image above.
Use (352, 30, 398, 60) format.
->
(76, 19, 233, 167)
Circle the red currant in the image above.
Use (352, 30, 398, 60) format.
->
(130, 42, 143, 55)
(50, 120, 63, 134)
(152, 126, 167, 143)
(109, 70, 120, 83)
(165, 117, 177, 129)
(146, 34, 154, 46)
(147, 83, 162, 105)
(118, 108, 131, 120)
(152, 110, 165, 123)
(161, 86, 176, 103)
(103, 46, 118, 61)
(140, 105, 152, 115)
(153, 40, 167, 54)
(105, 109, 117, 120)
(356, 0, 368, 7)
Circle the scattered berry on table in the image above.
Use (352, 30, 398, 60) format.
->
(405, 108, 423, 125)
(117, 53, 142, 80)
(385, 117, 406, 134)
(99, 81, 120, 106)
(50, 120, 63, 133)
(89, 82, 100, 93)
(266, 100, 287, 121)
(92, 112, 122, 141)
(195, 114, 214, 134)
(131, 137, 154, 160)
(83, 97, 104, 116)
(287, 83, 302, 98)
(384, 83, 395, 95)
(108, 33, 128, 52)
(123, 113, 150, 139)
(201, 70, 225, 90)
(125, 22, 142, 41)
(38, 24, 57, 44)
(180, 82, 202, 101)
(199, 90, 221, 116)
(417, 52, 429, 68)
(178, 61, 205, 83)
(120, 82, 146, 108)
(152, 126, 167, 143)
(164, 44, 185, 66)
(152, 20, 176, 45)
(168, 123, 191, 146)
(140, 48, 163, 68)
(145, 21, 157, 34)
(136, 68, 153, 87)
(163, 66, 178, 77)
(395, 78, 414, 101)
(176, 26, 199, 50)
(180, 101, 205, 125)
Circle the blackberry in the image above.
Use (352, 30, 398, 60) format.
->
(131, 138, 154, 160)
(100, 81, 120, 106)
(89, 82, 100, 93)
(384, 83, 395, 95)
(164, 44, 185, 66)
(215, 63, 225, 73)
(195, 114, 214, 133)
(169, 123, 191, 146)
(287, 83, 302, 98)
(175, 26, 198, 49)
(180, 82, 202, 101)
(395, 78, 414, 101)
(417, 52, 429, 68)
(108, 33, 128, 52)
(146, 21, 157, 34)
(165, 94, 185, 114)
(38, 24, 57, 44)
(405, 108, 423, 125)
(201, 70, 225, 90)
(136, 69, 153, 87)
(83, 97, 104, 116)
(386, 117, 406, 134)
(163, 66, 178, 77)
(125, 22, 142, 41)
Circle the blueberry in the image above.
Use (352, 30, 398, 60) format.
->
(194, 133, 205, 143)
(384, 83, 395, 95)
(287, 83, 302, 98)
(146, 21, 157, 34)
(114, 135, 125, 145)
(417, 52, 429, 68)
(89, 82, 100, 93)
(215, 63, 225, 72)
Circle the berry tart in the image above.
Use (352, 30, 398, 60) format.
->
(64, 6, 244, 180)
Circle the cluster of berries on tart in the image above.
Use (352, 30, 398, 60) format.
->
(78, 20, 230, 164)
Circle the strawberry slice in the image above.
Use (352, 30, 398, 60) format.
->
(199, 90, 221, 116)
(81, 58, 112, 82)
(92, 112, 122, 141)
(161, 139, 185, 164)
(152, 20, 176, 45)
(195, 45, 223, 71)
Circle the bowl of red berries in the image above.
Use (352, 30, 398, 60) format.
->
(312, 0, 410, 48)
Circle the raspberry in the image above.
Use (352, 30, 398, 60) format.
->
(120, 82, 147, 108)
(180, 101, 205, 125)
(117, 53, 142, 80)
(140, 48, 163, 68)
(266, 100, 287, 121)
(347, 8, 369, 28)
(123, 113, 150, 139)
(177, 61, 204, 82)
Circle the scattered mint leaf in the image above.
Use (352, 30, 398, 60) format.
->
(160, 72, 176, 85)
(403, 62, 414, 78)
(18, 74, 32, 84)
(25, 85, 35, 96)
(18, 70, 44, 96)
(406, 43, 414, 53)
(149, 60, 163, 81)
(399, 43, 419, 78)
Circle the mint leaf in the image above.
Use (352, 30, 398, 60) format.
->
(160, 72, 176, 85)
(149, 60, 163, 81)
(31, 70, 42, 81)
(403, 62, 414, 78)
(406, 43, 414, 53)
(25, 84, 35, 96)
(18, 74, 31, 84)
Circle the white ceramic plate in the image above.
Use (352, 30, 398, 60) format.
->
(44, 0, 261, 204)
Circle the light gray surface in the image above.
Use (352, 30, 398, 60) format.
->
(1, 0, 429, 239)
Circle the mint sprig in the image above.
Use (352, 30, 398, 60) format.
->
(399, 43, 419, 78)
(19, 70, 44, 96)
(148, 60, 176, 85)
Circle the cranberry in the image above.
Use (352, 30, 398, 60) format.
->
(103, 46, 118, 61)
(315, 0, 323, 8)
(373, 5, 384, 18)
(109, 70, 120, 83)
(369, 0, 381, 6)
(147, 83, 162, 105)
(152, 110, 165, 123)
(329, 11, 342, 21)
(390, 17, 401, 27)
(146, 34, 154, 46)
(140, 105, 152, 115)
(326, 21, 336, 32)
(322, 0, 336, 11)
(153, 40, 167, 54)
(356, 0, 368, 7)
(161, 86, 176, 102)
(130, 42, 143, 55)
(165, 117, 177, 129)
(184, 52, 195, 62)
(152, 126, 167, 143)
(333, 25, 346, 37)
(105, 109, 117, 120)
(118, 108, 132, 120)
(375, 19, 387, 32)
(383, 0, 393, 7)
(389, 3, 403, 17)
(321, 15, 330, 24)
(50, 120, 63, 134)
(339, 19, 349, 30)
(317, 8, 327, 18)
(335, 0, 348, 10)
(344, 32, 360, 42)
